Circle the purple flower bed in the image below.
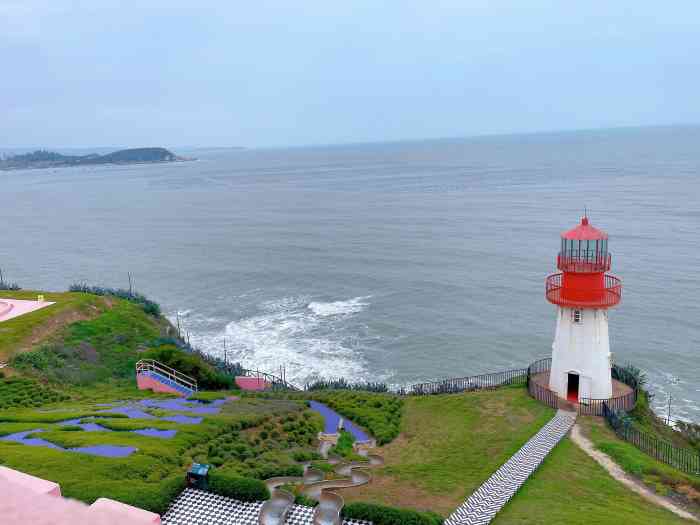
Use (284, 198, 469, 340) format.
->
(308, 401, 372, 442)
(0, 429, 137, 457)
(1, 396, 229, 458)
(1, 429, 62, 449)
(309, 401, 342, 434)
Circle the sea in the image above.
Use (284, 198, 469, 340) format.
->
(2, 126, 699, 422)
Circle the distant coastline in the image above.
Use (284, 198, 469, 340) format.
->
(0, 147, 194, 171)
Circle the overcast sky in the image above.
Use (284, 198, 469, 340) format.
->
(2, 1, 699, 149)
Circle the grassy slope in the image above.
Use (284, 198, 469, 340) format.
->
(494, 438, 693, 524)
(342, 387, 554, 515)
(0, 290, 105, 361)
(579, 416, 700, 511)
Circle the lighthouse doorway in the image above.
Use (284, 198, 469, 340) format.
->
(567, 373, 580, 402)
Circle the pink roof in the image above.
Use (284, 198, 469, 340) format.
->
(561, 216, 608, 241)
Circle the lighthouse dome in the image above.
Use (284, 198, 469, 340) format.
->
(561, 216, 608, 241)
(558, 217, 609, 272)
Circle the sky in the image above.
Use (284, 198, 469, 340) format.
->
(2, 1, 699, 149)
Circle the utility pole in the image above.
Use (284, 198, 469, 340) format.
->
(223, 338, 227, 366)
(667, 393, 673, 426)
(128, 272, 133, 296)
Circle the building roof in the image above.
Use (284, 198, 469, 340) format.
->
(561, 216, 608, 241)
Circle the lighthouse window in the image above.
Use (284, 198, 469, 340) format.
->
(572, 310, 582, 323)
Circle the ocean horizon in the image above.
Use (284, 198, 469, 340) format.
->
(3, 124, 699, 423)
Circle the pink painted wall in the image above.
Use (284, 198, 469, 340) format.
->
(235, 376, 271, 391)
(0, 466, 61, 497)
(0, 467, 161, 525)
(137, 373, 185, 396)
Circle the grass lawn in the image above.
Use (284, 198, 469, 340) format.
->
(0, 290, 105, 362)
(341, 386, 554, 515)
(494, 437, 694, 524)
(578, 416, 700, 512)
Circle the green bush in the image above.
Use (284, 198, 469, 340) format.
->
(310, 391, 403, 445)
(329, 430, 356, 459)
(342, 502, 444, 525)
(143, 345, 233, 390)
(208, 471, 270, 501)
(68, 283, 161, 316)
(295, 493, 318, 507)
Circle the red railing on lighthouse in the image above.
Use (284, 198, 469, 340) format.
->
(546, 216, 622, 309)
(546, 272, 621, 308)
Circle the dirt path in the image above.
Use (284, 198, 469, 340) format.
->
(570, 423, 699, 523)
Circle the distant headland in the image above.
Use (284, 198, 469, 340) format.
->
(0, 147, 192, 171)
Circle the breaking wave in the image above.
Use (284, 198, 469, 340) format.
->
(185, 296, 381, 387)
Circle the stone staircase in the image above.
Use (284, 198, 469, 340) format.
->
(445, 410, 577, 525)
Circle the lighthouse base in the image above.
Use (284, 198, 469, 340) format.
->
(531, 370, 633, 409)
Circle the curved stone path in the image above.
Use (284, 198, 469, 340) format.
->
(445, 410, 577, 525)
(260, 447, 384, 525)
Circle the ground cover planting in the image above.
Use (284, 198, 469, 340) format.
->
(0, 376, 69, 408)
(0, 392, 326, 513)
(251, 390, 404, 446)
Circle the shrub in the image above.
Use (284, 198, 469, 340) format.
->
(143, 345, 233, 390)
(0, 377, 69, 409)
(208, 471, 270, 501)
(310, 391, 403, 445)
(69, 282, 161, 316)
(329, 430, 356, 459)
(295, 493, 318, 507)
(342, 502, 444, 525)
(306, 378, 389, 393)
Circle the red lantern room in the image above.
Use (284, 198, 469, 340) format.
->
(545, 216, 622, 308)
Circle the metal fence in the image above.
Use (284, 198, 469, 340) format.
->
(410, 367, 527, 395)
(526, 358, 559, 409)
(604, 404, 700, 476)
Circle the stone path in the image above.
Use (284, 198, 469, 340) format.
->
(445, 410, 577, 525)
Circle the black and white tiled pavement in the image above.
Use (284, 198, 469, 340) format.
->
(444, 410, 577, 525)
(162, 488, 372, 525)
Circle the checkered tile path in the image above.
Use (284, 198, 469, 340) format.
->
(444, 410, 577, 525)
(162, 488, 372, 525)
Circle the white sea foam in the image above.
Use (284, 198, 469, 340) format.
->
(308, 296, 371, 317)
(187, 295, 374, 387)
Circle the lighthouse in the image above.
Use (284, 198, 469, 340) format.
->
(545, 216, 622, 403)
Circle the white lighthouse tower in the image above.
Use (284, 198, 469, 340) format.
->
(545, 216, 622, 402)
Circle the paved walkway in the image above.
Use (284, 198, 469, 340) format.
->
(445, 410, 577, 525)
